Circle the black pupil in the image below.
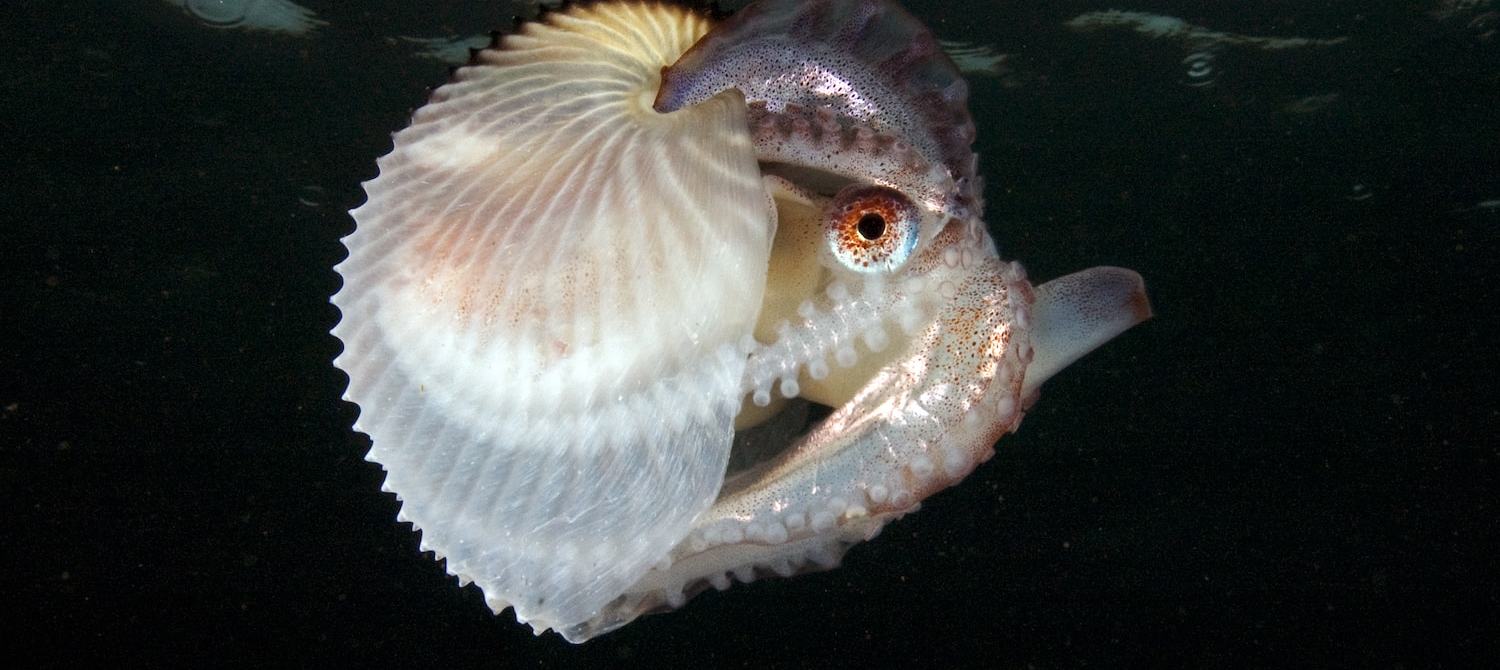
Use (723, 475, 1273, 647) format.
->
(856, 213, 887, 240)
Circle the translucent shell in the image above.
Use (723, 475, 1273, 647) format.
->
(822, 184, 921, 274)
(331, 3, 770, 636)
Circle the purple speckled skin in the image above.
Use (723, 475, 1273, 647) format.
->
(655, 0, 982, 222)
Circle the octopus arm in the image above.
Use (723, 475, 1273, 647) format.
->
(1022, 267, 1152, 396)
(655, 0, 979, 219)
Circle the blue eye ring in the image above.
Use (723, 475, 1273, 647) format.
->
(823, 184, 922, 274)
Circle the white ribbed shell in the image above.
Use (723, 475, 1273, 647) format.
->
(331, 3, 771, 632)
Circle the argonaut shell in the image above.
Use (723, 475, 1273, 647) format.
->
(334, 3, 770, 630)
(333, 0, 1152, 643)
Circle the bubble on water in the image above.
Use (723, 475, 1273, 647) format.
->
(1281, 93, 1341, 114)
(1468, 11, 1499, 41)
(1180, 50, 1219, 87)
(298, 185, 326, 208)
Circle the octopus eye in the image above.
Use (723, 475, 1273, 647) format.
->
(823, 184, 922, 274)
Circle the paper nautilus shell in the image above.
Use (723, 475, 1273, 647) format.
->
(332, 0, 1151, 642)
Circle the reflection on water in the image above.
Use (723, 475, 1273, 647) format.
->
(395, 34, 492, 64)
(1179, 50, 1220, 87)
(1065, 10, 1348, 50)
(163, 0, 327, 34)
(938, 39, 1009, 77)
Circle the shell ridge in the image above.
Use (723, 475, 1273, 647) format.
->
(332, 1, 770, 633)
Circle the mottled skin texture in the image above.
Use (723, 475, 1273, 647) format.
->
(558, 0, 1038, 640)
(570, 206, 1034, 641)
(550, 1, 1147, 644)
(657, 0, 981, 219)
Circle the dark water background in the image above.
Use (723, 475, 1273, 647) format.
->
(3, 0, 1497, 666)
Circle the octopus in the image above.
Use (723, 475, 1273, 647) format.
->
(332, 0, 1151, 643)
